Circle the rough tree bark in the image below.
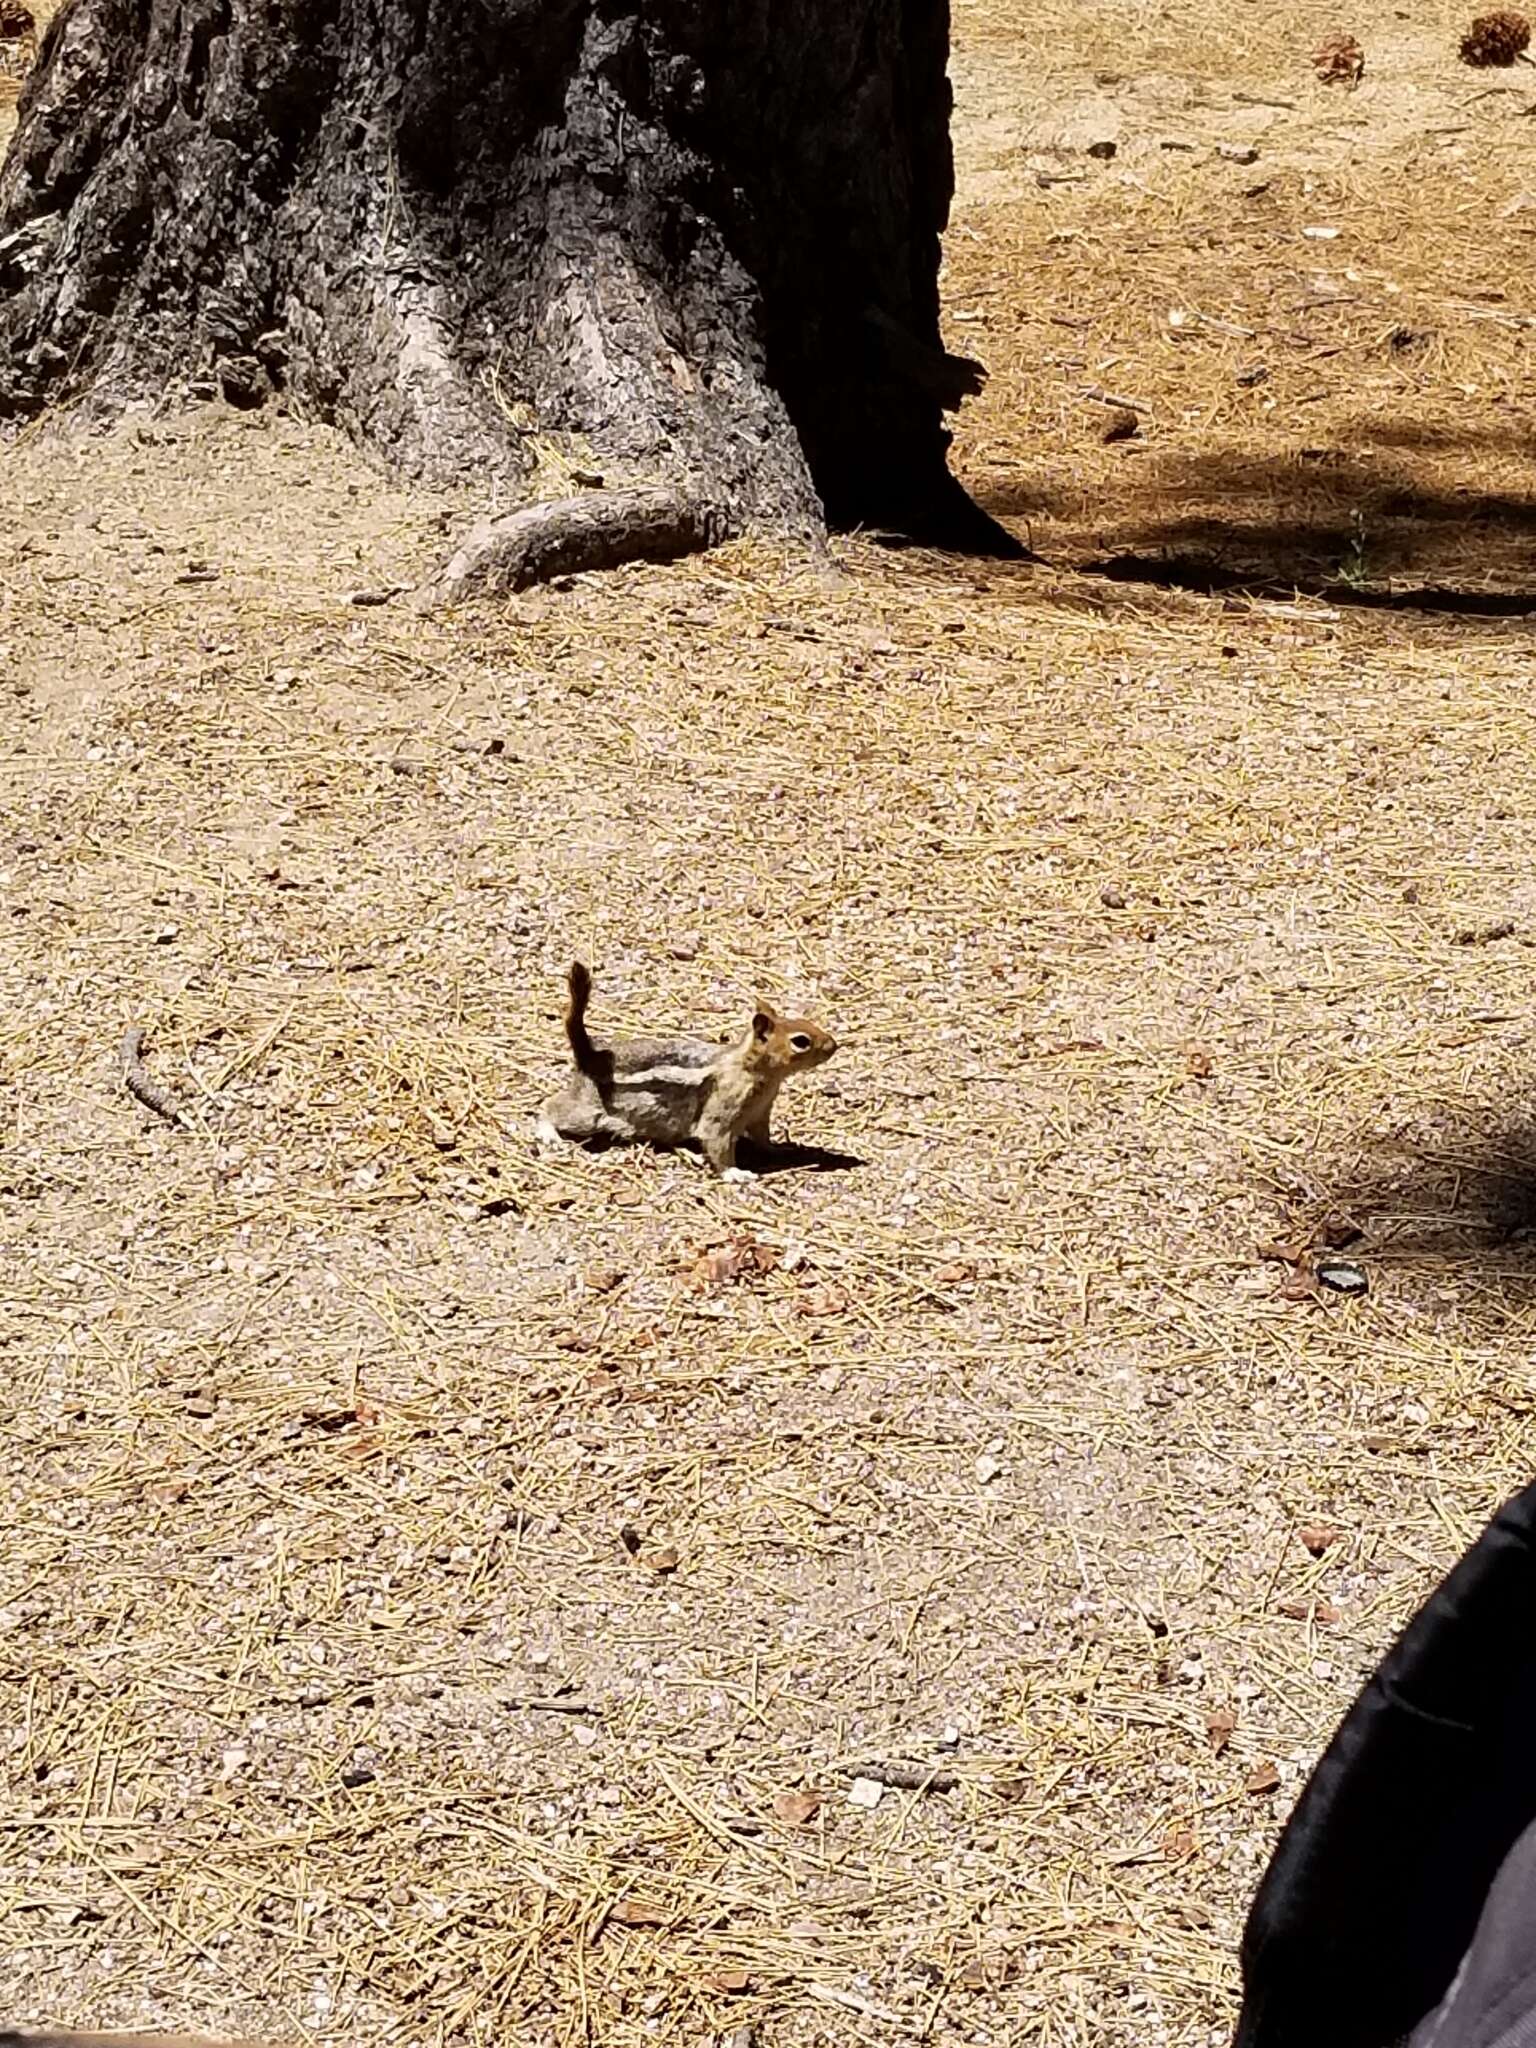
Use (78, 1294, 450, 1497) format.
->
(0, 0, 1017, 589)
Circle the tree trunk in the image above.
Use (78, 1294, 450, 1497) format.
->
(0, 0, 1016, 580)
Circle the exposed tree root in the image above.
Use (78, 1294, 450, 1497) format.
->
(418, 487, 731, 606)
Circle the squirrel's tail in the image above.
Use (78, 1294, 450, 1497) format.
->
(565, 961, 598, 1073)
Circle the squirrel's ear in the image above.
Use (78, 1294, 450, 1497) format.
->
(751, 1005, 778, 1041)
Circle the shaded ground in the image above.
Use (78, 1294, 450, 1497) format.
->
(7, 3, 1536, 2047)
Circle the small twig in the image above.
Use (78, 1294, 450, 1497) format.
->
(504, 1696, 603, 1716)
(1079, 383, 1155, 416)
(120, 1025, 185, 1126)
(842, 1758, 959, 1792)
(806, 1981, 919, 2032)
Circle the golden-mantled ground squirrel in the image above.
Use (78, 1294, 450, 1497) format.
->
(537, 961, 838, 1178)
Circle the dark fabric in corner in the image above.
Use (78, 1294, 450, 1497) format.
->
(1404, 1813, 1536, 2048)
(1234, 1479, 1536, 2048)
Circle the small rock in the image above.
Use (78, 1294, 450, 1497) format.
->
(975, 1452, 1003, 1484)
(848, 1776, 885, 1809)
(1217, 142, 1260, 163)
(1100, 884, 1127, 909)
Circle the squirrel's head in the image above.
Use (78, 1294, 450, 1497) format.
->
(749, 1001, 838, 1072)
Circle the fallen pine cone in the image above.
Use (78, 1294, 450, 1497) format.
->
(1312, 31, 1365, 82)
(1460, 8, 1531, 62)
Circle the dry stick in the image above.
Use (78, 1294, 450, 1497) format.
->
(120, 1025, 186, 1126)
(843, 1759, 960, 1793)
(804, 1981, 919, 2033)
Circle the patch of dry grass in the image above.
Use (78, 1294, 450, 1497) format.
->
(6, 3, 1536, 2047)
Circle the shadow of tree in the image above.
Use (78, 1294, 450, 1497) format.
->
(1264, 1107, 1536, 1317)
(975, 438, 1536, 613)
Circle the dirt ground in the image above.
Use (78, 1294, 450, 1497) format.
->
(7, 2, 1536, 2045)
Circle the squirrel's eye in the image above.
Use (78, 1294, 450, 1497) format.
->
(790, 1033, 812, 1052)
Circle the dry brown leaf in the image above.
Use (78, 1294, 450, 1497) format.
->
(1244, 1762, 1281, 1795)
(644, 1545, 681, 1574)
(683, 1235, 781, 1290)
(1279, 1267, 1318, 1301)
(1256, 1237, 1308, 1266)
(610, 1897, 668, 1929)
(795, 1282, 850, 1318)
(1164, 1826, 1198, 1860)
(707, 1967, 752, 1993)
(699, 1243, 749, 1285)
(1299, 1523, 1338, 1555)
(772, 1787, 824, 1826)
(583, 1263, 625, 1294)
(1206, 1707, 1236, 1755)
(1182, 1042, 1214, 1079)
(1279, 1597, 1340, 1624)
(933, 1259, 978, 1285)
